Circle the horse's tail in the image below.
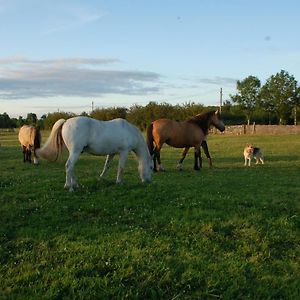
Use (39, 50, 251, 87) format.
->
(32, 126, 42, 161)
(146, 123, 154, 156)
(36, 119, 66, 162)
(34, 126, 41, 149)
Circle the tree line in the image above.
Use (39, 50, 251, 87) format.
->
(1, 70, 299, 130)
(230, 70, 300, 125)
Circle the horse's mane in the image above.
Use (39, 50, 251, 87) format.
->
(186, 110, 216, 135)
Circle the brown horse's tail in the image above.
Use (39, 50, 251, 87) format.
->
(34, 126, 41, 149)
(146, 123, 154, 156)
(32, 126, 42, 160)
(36, 119, 66, 162)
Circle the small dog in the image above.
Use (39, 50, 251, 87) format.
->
(244, 144, 264, 166)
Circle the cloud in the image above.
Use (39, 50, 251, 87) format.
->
(0, 0, 106, 35)
(40, 2, 106, 35)
(0, 57, 161, 99)
(196, 76, 237, 86)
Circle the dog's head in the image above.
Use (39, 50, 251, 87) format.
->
(244, 143, 254, 154)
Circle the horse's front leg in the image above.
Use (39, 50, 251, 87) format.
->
(176, 147, 189, 171)
(194, 146, 201, 170)
(116, 150, 129, 183)
(65, 151, 80, 192)
(199, 148, 203, 168)
(100, 154, 115, 178)
(201, 140, 212, 168)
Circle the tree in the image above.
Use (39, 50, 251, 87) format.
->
(17, 116, 25, 127)
(230, 75, 261, 125)
(292, 86, 300, 125)
(43, 112, 76, 129)
(26, 113, 37, 125)
(127, 104, 148, 130)
(90, 107, 127, 121)
(260, 70, 299, 124)
(0, 113, 13, 128)
(37, 114, 46, 129)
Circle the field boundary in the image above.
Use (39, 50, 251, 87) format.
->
(2, 125, 300, 135)
(213, 124, 300, 135)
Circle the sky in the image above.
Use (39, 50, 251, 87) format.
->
(1, 0, 300, 118)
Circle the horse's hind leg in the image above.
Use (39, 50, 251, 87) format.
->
(152, 147, 158, 172)
(100, 154, 115, 178)
(152, 146, 162, 172)
(176, 147, 189, 171)
(116, 150, 129, 183)
(25, 149, 31, 163)
(156, 149, 165, 171)
(22, 146, 26, 162)
(194, 146, 201, 170)
(65, 151, 80, 192)
(27, 149, 32, 163)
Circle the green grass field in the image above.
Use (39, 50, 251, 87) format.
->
(1, 130, 300, 299)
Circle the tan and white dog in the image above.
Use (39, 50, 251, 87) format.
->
(244, 144, 264, 166)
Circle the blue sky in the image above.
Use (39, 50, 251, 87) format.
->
(1, 0, 300, 118)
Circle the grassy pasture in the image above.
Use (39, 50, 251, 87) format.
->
(0, 130, 300, 299)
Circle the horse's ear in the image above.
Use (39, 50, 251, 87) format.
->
(215, 109, 220, 115)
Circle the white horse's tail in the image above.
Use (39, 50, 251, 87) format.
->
(36, 119, 66, 162)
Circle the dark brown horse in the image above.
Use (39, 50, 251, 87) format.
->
(147, 110, 225, 172)
(18, 125, 41, 164)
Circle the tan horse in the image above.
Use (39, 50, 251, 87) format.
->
(18, 125, 41, 164)
(147, 110, 225, 171)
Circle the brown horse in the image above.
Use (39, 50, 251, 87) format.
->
(147, 110, 225, 172)
(18, 125, 41, 164)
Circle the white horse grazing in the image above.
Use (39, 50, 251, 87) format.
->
(37, 117, 152, 191)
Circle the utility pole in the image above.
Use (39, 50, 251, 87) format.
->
(91, 101, 94, 112)
(219, 88, 223, 113)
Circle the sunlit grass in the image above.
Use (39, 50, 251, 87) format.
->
(1, 131, 300, 299)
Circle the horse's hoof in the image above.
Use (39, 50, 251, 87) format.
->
(142, 178, 151, 184)
(176, 164, 183, 171)
(64, 184, 70, 190)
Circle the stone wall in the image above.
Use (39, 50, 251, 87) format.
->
(214, 125, 300, 135)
